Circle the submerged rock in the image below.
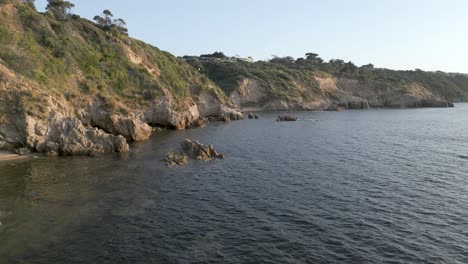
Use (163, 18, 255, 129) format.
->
(277, 115, 298, 122)
(163, 151, 189, 167)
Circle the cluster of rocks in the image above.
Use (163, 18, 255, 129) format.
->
(277, 115, 298, 122)
(247, 113, 260, 119)
(181, 139, 224, 160)
(163, 151, 188, 167)
(164, 139, 224, 167)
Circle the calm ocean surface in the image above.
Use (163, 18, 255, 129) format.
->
(1, 105, 468, 263)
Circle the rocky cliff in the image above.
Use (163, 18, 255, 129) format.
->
(1, 1, 466, 156)
(191, 57, 467, 112)
(0, 1, 242, 155)
(227, 75, 455, 111)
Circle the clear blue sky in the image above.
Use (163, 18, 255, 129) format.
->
(35, 0, 468, 73)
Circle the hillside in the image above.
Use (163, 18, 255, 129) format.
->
(0, 0, 242, 155)
(185, 53, 468, 111)
(1, 0, 466, 156)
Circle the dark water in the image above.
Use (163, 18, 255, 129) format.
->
(2, 105, 468, 264)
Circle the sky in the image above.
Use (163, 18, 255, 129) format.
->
(35, 0, 468, 73)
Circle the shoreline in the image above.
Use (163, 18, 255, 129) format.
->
(0, 151, 26, 162)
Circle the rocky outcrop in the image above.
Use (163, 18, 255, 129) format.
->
(163, 139, 224, 166)
(277, 115, 298, 122)
(220, 104, 243, 120)
(30, 112, 129, 156)
(421, 99, 454, 108)
(181, 139, 225, 161)
(143, 97, 200, 129)
(85, 107, 152, 141)
(163, 151, 188, 167)
(230, 78, 269, 109)
(198, 91, 244, 120)
(31, 112, 129, 156)
(225, 76, 456, 112)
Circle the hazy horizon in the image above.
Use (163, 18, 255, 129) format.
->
(35, 0, 468, 73)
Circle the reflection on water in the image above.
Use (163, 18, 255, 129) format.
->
(1, 106, 468, 263)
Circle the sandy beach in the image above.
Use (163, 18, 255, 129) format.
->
(0, 151, 26, 162)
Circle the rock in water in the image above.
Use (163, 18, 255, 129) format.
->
(15, 148, 31, 156)
(163, 151, 189, 167)
(192, 117, 208, 128)
(248, 113, 254, 119)
(221, 116, 231, 123)
(277, 115, 298, 122)
(254, 114, 259, 119)
(180, 139, 224, 161)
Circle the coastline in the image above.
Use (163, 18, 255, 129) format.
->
(0, 151, 26, 162)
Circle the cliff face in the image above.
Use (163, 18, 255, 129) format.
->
(224, 75, 454, 111)
(195, 59, 463, 111)
(0, 1, 242, 154)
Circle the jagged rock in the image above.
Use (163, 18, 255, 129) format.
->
(324, 104, 344, 111)
(31, 112, 130, 156)
(421, 99, 453, 108)
(277, 115, 298, 122)
(193, 117, 208, 128)
(144, 97, 200, 129)
(86, 105, 152, 141)
(163, 151, 188, 167)
(14, 147, 31, 155)
(221, 115, 231, 123)
(220, 104, 244, 120)
(152, 127, 164, 133)
(114, 135, 130, 153)
(180, 139, 224, 161)
(346, 99, 370, 109)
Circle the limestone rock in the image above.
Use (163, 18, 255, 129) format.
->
(86, 105, 151, 141)
(192, 117, 208, 128)
(220, 104, 244, 120)
(32, 112, 130, 156)
(144, 97, 200, 129)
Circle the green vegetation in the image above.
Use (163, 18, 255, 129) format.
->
(1, 0, 468, 118)
(0, 0, 226, 114)
(93, 9, 128, 35)
(187, 52, 468, 102)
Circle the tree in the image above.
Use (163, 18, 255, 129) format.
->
(269, 55, 295, 65)
(360, 63, 374, 70)
(200, 52, 227, 59)
(340, 61, 358, 74)
(46, 0, 75, 20)
(305, 52, 323, 65)
(93, 9, 128, 35)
